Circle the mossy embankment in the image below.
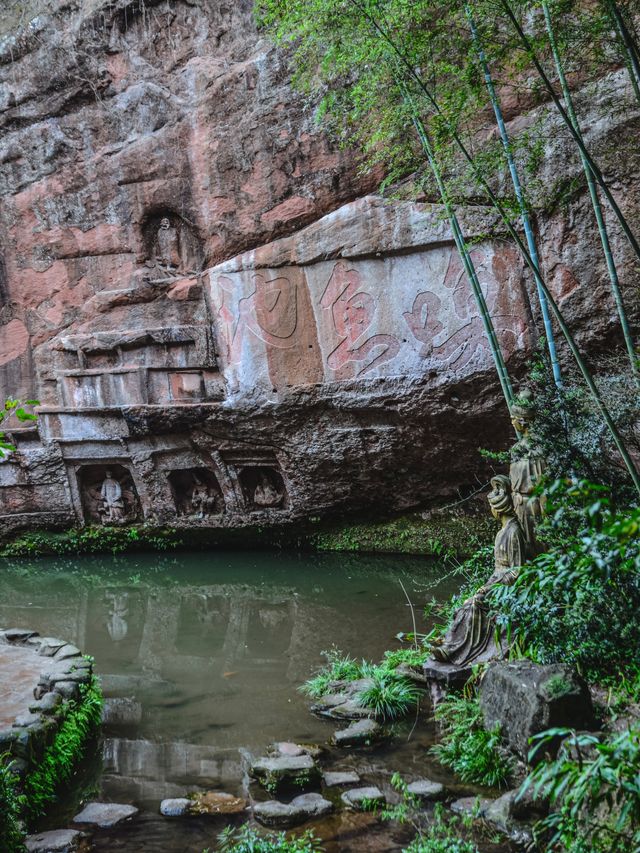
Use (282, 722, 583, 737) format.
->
(0, 507, 492, 561)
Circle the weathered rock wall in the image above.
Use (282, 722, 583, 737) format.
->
(0, 0, 638, 533)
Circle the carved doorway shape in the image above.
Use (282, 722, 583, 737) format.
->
(77, 464, 141, 525)
(167, 467, 224, 518)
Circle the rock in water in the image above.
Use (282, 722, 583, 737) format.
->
(333, 718, 382, 747)
(341, 786, 386, 810)
(26, 830, 85, 853)
(254, 793, 333, 828)
(73, 802, 138, 827)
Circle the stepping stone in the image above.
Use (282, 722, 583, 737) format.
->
(26, 829, 85, 853)
(74, 802, 138, 827)
(250, 754, 320, 792)
(323, 770, 361, 787)
(341, 786, 386, 810)
(333, 718, 382, 747)
(450, 796, 492, 819)
(276, 741, 305, 756)
(160, 798, 191, 817)
(407, 779, 446, 801)
(254, 793, 333, 828)
(311, 696, 373, 721)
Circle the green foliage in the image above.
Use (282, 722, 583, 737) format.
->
(431, 694, 513, 788)
(0, 398, 38, 459)
(24, 677, 103, 820)
(299, 648, 363, 697)
(523, 726, 640, 852)
(403, 805, 479, 853)
(357, 670, 421, 721)
(216, 824, 323, 853)
(493, 479, 640, 686)
(0, 757, 25, 853)
(1, 525, 182, 557)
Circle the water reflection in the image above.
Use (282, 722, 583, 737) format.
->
(0, 550, 466, 849)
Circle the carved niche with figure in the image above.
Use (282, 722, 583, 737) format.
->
(78, 464, 140, 525)
(142, 212, 204, 282)
(168, 468, 224, 519)
(239, 467, 287, 511)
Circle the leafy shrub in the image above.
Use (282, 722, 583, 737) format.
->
(431, 694, 512, 788)
(1, 525, 182, 557)
(216, 824, 323, 852)
(24, 676, 103, 820)
(357, 670, 421, 721)
(0, 757, 25, 853)
(493, 479, 640, 686)
(403, 805, 479, 853)
(523, 726, 640, 852)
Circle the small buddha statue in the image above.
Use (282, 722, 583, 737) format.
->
(429, 475, 525, 667)
(191, 475, 219, 519)
(100, 470, 125, 523)
(253, 471, 283, 508)
(154, 217, 181, 270)
(510, 391, 546, 558)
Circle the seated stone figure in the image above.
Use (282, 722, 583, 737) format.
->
(429, 474, 525, 668)
(253, 471, 283, 508)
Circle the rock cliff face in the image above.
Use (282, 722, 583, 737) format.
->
(0, 0, 638, 533)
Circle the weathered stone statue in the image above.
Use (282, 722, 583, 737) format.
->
(510, 392, 546, 558)
(429, 475, 525, 667)
(191, 475, 219, 518)
(253, 471, 283, 508)
(100, 470, 125, 523)
(154, 217, 181, 270)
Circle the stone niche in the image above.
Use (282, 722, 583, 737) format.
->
(142, 210, 204, 277)
(238, 466, 288, 512)
(168, 467, 224, 518)
(77, 463, 141, 525)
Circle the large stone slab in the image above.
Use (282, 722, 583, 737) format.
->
(73, 802, 139, 827)
(249, 754, 320, 792)
(26, 829, 85, 853)
(254, 793, 333, 828)
(479, 661, 595, 761)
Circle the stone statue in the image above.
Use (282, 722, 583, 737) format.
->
(510, 391, 546, 558)
(106, 592, 129, 642)
(253, 471, 283, 508)
(191, 475, 219, 518)
(154, 217, 181, 270)
(100, 470, 125, 523)
(429, 475, 525, 667)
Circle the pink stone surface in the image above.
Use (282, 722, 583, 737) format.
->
(0, 644, 42, 728)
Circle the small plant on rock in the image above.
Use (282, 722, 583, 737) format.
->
(357, 669, 422, 721)
(299, 648, 364, 698)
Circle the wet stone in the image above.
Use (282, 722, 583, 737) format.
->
(451, 796, 492, 819)
(276, 742, 305, 756)
(30, 691, 63, 715)
(406, 779, 446, 801)
(54, 681, 80, 701)
(2, 629, 38, 643)
(250, 754, 320, 791)
(188, 791, 246, 815)
(254, 793, 333, 828)
(341, 786, 386, 810)
(26, 829, 85, 852)
(333, 718, 382, 747)
(160, 798, 191, 817)
(13, 712, 41, 728)
(37, 639, 67, 657)
(73, 802, 139, 827)
(53, 644, 82, 661)
(322, 770, 361, 787)
(311, 695, 374, 721)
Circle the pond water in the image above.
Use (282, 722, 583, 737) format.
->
(0, 549, 511, 852)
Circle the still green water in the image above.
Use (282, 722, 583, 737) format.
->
(0, 550, 510, 852)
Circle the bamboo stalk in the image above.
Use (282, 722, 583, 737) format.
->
(543, 0, 638, 379)
(607, 0, 640, 100)
(347, 0, 640, 493)
(466, 3, 563, 389)
(497, 0, 640, 266)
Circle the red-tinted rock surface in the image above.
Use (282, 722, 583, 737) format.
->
(0, 1, 638, 533)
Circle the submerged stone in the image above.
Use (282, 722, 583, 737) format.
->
(73, 802, 138, 827)
(26, 829, 85, 853)
(406, 779, 446, 801)
(341, 786, 386, 810)
(160, 798, 191, 817)
(333, 718, 382, 747)
(254, 793, 333, 828)
(322, 770, 361, 787)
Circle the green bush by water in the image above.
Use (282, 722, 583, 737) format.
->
(1, 526, 182, 558)
(0, 757, 25, 853)
(216, 824, 323, 852)
(24, 675, 103, 821)
(300, 648, 423, 721)
(431, 694, 512, 789)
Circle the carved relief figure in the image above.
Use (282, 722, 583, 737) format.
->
(100, 470, 125, 523)
(510, 391, 546, 558)
(191, 474, 221, 518)
(155, 217, 181, 270)
(217, 274, 299, 364)
(321, 262, 400, 378)
(429, 475, 525, 667)
(253, 471, 284, 508)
